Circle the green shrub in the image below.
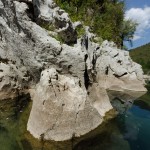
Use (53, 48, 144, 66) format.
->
(76, 26, 85, 38)
(40, 23, 55, 31)
(54, 0, 127, 46)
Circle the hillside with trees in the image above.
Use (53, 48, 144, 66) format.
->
(130, 43, 150, 74)
(55, 0, 137, 48)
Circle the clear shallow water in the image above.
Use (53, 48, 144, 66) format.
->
(0, 92, 150, 150)
(117, 104, 150, 150)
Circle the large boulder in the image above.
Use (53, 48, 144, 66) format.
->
(27, 68, 109, 141)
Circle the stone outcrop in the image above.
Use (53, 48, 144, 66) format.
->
(32, 0, 77, 44)
(27, 38, 146, 141)
(0, 0, 147, 142)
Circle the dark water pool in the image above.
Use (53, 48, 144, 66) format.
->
(0, 93, 150, 150)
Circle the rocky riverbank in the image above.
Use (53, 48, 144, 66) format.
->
(0, 0, 147, 142)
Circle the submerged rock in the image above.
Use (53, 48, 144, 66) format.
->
(0, 0, 147, 142)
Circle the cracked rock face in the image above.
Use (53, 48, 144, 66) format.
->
(0, 0, 147, 142)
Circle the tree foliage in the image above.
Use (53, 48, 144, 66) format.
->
(55, 0, 137, 48)
(120, 19, 137, 48)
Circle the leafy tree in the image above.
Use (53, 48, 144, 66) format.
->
(120, 19, 138, 48)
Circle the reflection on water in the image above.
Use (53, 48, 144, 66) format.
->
(73, 119, 130, 150)
(0, 91, 150, 150)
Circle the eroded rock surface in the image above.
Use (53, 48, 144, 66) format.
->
(33, 0, 77, 44)
(0, 0, 147, 141)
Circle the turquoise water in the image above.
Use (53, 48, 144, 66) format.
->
(74, 98, 150, 150)
(121, 104, 150, 150)
(0, 92, 150, 150)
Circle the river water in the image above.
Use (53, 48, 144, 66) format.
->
(0, 91, 150, 150)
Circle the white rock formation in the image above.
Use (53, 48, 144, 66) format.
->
(27, 38, 147, 141)
(32, 0, 77, 44)
(0, 0, 147, 142)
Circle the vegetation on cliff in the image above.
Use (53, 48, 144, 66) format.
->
(130, 43, 150, 74)
(55, 0, 137, 47)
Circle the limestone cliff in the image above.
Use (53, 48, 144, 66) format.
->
(0, 0, 147, 141)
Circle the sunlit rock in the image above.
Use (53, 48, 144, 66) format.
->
(0, 0, 147, 142)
